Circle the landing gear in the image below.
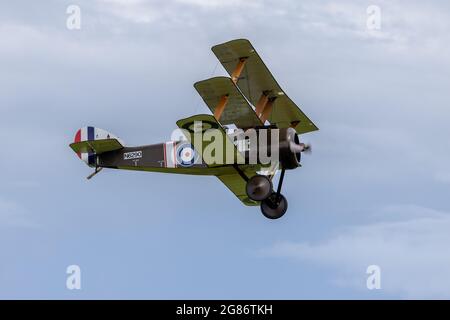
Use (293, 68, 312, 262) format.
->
(261, 192, 288, 219)
(260, 168, 288, 219)
(246, 174, 273, 201)
(246, 169, 289, 219)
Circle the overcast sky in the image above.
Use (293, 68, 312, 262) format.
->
(1, 0, 450, 299)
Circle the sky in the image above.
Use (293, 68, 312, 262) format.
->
(1, 0, 450, 299)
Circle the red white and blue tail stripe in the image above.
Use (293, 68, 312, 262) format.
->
(73, 126, 124, 167)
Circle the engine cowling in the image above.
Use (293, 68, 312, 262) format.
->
(241, 127, 306, 168)
(279, 127, 301, 169)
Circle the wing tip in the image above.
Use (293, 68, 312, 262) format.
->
(211, 38, 252, 52)
(193, 76, 230, 88)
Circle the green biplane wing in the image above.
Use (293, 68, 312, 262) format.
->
(212, 38, 318, 134)
(194, 76, 262, 129)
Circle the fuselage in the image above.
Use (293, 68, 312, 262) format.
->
(97, 141, 264, 176)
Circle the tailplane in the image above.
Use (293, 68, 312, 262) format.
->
(69, 126, 125, 168)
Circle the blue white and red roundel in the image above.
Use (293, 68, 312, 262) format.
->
(176, 143, 199, 167)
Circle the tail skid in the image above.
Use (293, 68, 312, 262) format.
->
(86, 167, 103, 180)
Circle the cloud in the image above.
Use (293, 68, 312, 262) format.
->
(262, 204, 450, 298)
(0, 0, 449, 299)
(96, 0, 160, 24)
(176, 0, 260, 8)
(90, 0, 447, 55)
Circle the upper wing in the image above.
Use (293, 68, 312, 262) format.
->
(194, 76, 262, 129)
(212, 38, 318, 134)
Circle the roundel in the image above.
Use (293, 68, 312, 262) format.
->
(176, 143, 199, 167)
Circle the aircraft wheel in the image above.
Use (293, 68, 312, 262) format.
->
(260, 193, 288, 219)
(246, 175, 273, 201)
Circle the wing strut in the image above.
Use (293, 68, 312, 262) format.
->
(254, 92, 278, 123)
(260, 97, 276, 123)
(231, 57, 247, 84)
(254, 92, 269, 117)
(213, 57, 247, 122)
(213, 94, 229, 121)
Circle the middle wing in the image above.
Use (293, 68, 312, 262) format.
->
(194, 76, 262, 129)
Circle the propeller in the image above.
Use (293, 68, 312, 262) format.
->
(289, 141, 312, 154)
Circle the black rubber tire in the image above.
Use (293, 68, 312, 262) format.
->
(260, 193, 288, 219)
(246, 175, 273, 201)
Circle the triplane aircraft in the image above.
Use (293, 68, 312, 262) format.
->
(70, 39, 318, 219)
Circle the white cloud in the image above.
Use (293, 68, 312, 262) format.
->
(97, 0, 160, 24)
(262, 204, 450, 298)
(95, 0, 260, 26)
(176, 0, 260, 8)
